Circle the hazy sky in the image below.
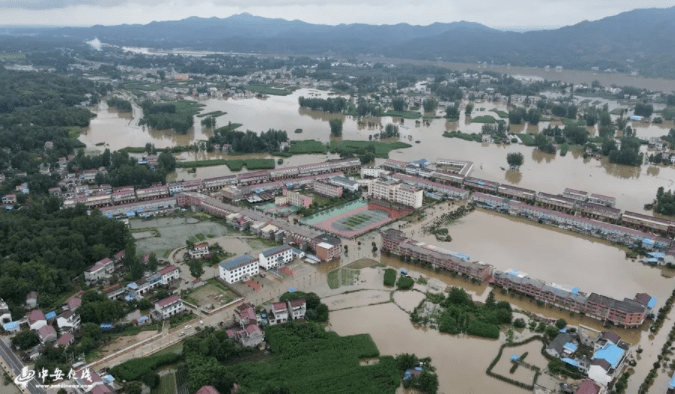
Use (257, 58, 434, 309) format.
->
(1, 0, 674, 28)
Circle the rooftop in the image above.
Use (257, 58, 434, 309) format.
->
(156, 294, 181, 308)
(592, 343, 625, 369)
(261, 244, 292, 257)
(220, 255, 258, 271)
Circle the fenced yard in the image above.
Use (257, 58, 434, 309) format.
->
(182, 279, 237, 309)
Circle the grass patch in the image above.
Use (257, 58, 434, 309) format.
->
(294, 128, 303, 133)
(516, 133, 536, 146)
(383, 110, 421, 119)
(151, 372, 177, 394)
(109, 353, 182, 381)
(216, 123, 243, 133)
(196, 110, 226, 118)
(396, 276, 415, 290)
(471, 115, 498, 123)
(328, 269, 360, 288)
(244, 159, 275, 170)
(247, 85, 292, 96)
(443, 131, 482, 142)
(562, 117, 586, 126)
(490, 109, 509, 118)
(246, 237, 280, 250)
(178, 158, 275, 171)
(383, 269, 397, 287)
(329, 140, 411, 158)
(289, 140, 328, 154)
(195, 233, 206, 241)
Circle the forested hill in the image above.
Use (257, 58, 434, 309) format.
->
(36, 7, 675, 78)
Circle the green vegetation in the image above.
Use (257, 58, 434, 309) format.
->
(298, 96, 347, 113)
(209, 125, 287, 153)
(110, 353, 182, 381)
(562, 117, 586, 126)
(506, 152, 524, 169)
(289, 140, 328, 154)
(139, 100, 204, 134)
(396, 276, 415, 290)
(106, 97, 132, 112)
(248, 85, 292, 95)
(294, 128, 303, 133)
(329, 140, 411, 159)
(187, 323, 400, 394)
(329, 118, 343, 137)
(471, 115, 497, 123)
(196, 110, 226, 118)
(560, 143, 569, 156)
(327, 269, 360, 289)
(384, 269, 397, 287)
(490, 109, 509, 118)
(150, 373, 177, 394)
(383, 110, 422, 119)
(437, 289, 512, 339)
(516, 133, 536, 146)
(443, 131, 482, 142)
(654, 187, 675, 217)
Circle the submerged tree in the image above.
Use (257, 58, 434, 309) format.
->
(506, 152, 524, 169)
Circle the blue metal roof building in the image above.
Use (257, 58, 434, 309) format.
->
(220, 254, 258, 270)
(45, 311, 56, 320)
(592, 343, 626, 369)
(561, 358, 579, 367)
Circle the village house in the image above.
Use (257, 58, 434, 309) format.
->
(55, 333, 75, 348)
(286, 299, 306, 320)
(0, 298, 11, 324)
(37, 325, 57, 344)
(84, 258, 115, 284)
(268, 302, 289, 325)
(152, 295, 184, 321)
(189, 243, 210, 259)
(26, 291, 38, 309)
(56, 310, 81, 333)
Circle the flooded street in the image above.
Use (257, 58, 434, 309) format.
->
(389, 208, 675, 302)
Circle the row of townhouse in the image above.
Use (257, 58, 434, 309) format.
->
(470, 193, 673, 249)
(389, 172, 470, 200)
(126, 265, 181, 299)
(563, 188, 617, 207)
(61, 158, 361, 210)
(493, 270, 655, 327)
(381, 229, 493, 281)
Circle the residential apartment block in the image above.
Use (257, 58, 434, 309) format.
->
(153, 295, 184, 321)
(258, 245, 293, 270)
(312, 180, 343, 198)
(369, 179, 423, 209)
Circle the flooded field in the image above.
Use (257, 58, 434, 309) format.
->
(330, 303, 523, 394)
(83, 87, 675, 212)
(490, 339, 548, 388)
(131, 216, 231, 257)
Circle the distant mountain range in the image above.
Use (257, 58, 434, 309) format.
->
(23, 8, 675, 79)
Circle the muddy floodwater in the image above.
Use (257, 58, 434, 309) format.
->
(330, 303, 524, 394)
(388, 208, 675, 302)
(83, 88, 675, 212)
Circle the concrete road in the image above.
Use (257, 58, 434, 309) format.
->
(89, 299, 243, 372)
(0, 339, 44, 394)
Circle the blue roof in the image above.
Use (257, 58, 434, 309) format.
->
(5, 205, 12, 210)
(288, 288, 296, 293)
(456, 253, 470, 260)
(648, 297, 657, 309)
(126, 282, 139, 290)
(510, 355, 519, 361)
(126, 211, 136, 217)
(643, 238, 655, 245)
(670, 373, 675, 388)
(3, 322, 19, 330)
(138, 316, 149, 322)
(571, 287, 580, 294)
(563, 342, 578, 353)
(220, 254, 258, 270)
(291, 248, 304, 255)
(592, 343, 625, 369)
(561, 358, 579, 367)
(136, 208, 145, 213)
(100, 323, 113, 329)
(45, 311, 56, 320)
(559, 328, 567, 333)
(401, 269, 408, 275)
(645, 258, 659, 263)
(261, 244, 291, 257)
(103, 376, 115, 384)
(648, 252, 666, 259)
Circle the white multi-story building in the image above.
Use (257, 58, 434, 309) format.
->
(360, 167, 384, 178)
(56, 311, 81, 334)
(84, 258, 115, 284)
(219, 255, 259, 284)
(287, 299, 306, 320)
(0, 298, 11, 324)
(158, 265, 180, 284)
(154, 295, 184, 320)
(258, 245, 293, 270)
(369, 179, 423, 208)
